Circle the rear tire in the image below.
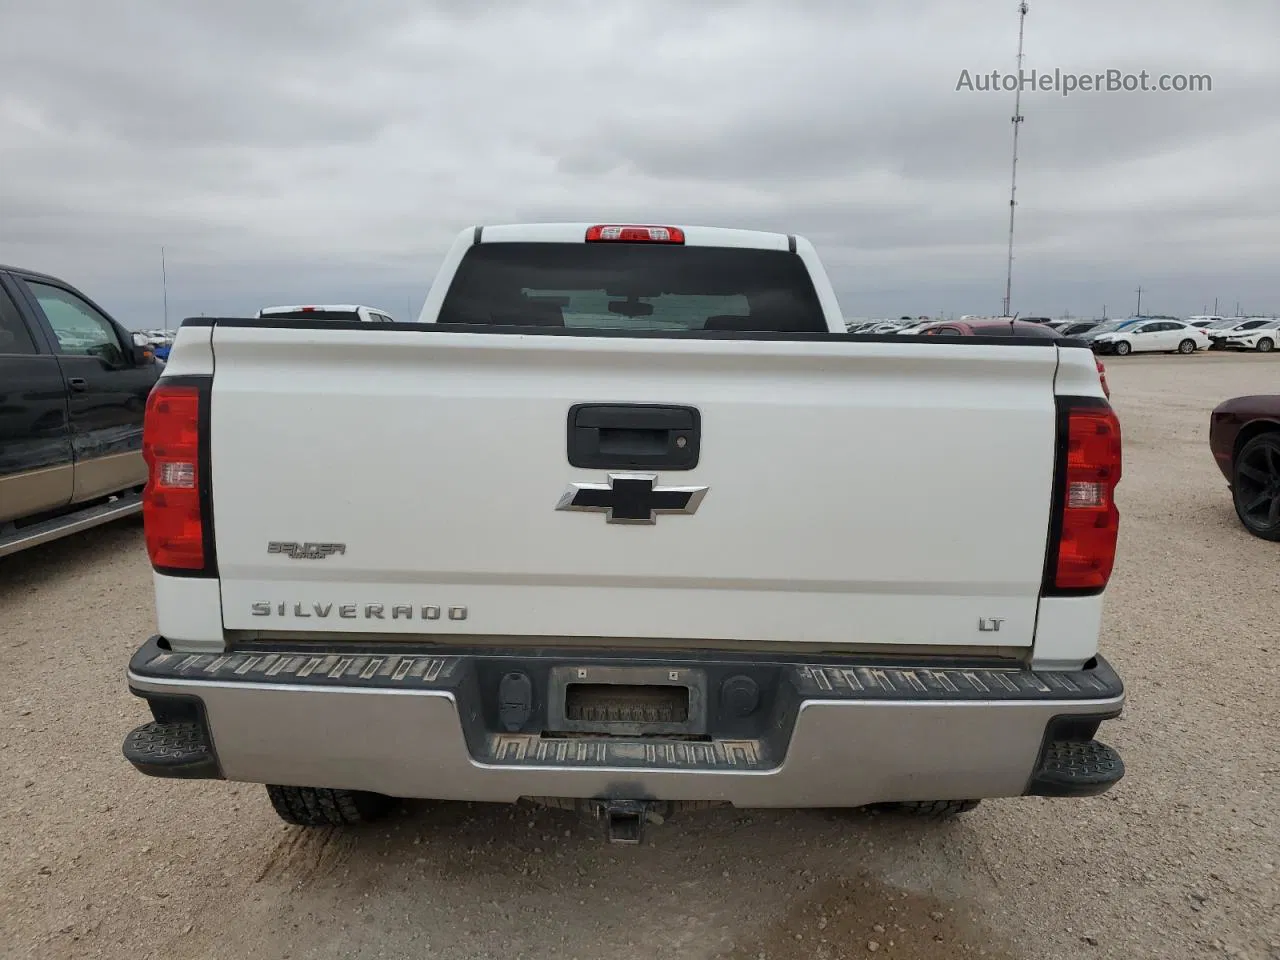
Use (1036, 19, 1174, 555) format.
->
(265, 785, 395, 826)
(1178, 338, 1196, 354)
(1114, 341, 1132, 356)
(890, 799, 981, 820)
(1256, 337, 1274, 353)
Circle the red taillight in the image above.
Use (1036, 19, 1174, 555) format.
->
(585, 224, 685, 243)
(1095, 358, 1110, 398)
(142, 383, 206, 571)
(1053, 404, 1122, 590)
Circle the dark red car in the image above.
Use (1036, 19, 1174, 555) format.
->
(1210, 395, 1280, 540)
(917, 319, 1055, 338)
(916, 319, 1110, 398)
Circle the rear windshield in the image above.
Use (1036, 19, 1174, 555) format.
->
(436, 242, 827, 332)
(260, 310, 361, 322)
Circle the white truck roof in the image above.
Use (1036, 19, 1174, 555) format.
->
(474, 222, 795, 250)
(258, 304, 396, 323)
(258, 304, 391, 315)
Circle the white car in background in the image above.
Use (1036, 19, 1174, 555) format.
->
(860, 320, 910, 334)
(257, 304, 397, 323)
(895, 320, 938, 334)
(1221, 319, 1280, 352)
(1206, 317, 1276, 350)
(1091, 318, 1209, 356)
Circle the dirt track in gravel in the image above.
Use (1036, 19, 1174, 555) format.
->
(2, 352, 1277, 960)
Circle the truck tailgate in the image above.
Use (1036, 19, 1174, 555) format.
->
(209, 326, 1060, 648)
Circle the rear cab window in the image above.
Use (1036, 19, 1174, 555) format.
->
(436, 242, 828, 333)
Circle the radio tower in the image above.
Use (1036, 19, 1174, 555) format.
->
(1002, 2, 1029, 317)
(161, 245, 169, 337)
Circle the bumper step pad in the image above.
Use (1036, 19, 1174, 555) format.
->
(123, 720, 222, 779)
(129, 646, 1122, 702)
(1027, 739, 1124, 797)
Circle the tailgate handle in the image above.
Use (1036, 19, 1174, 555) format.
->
(567, 403, 701, 470)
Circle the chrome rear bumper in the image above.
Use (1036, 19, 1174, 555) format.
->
(124, 637, 1125, 807)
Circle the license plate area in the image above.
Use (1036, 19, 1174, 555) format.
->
(546, 665, 707, 737)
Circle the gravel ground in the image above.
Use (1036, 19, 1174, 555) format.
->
(2, 352, 1277, 960)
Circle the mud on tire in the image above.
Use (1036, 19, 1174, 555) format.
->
(266, 785, 394, 826)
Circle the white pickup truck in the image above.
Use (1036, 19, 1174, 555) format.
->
(123, 223, 1125, 842)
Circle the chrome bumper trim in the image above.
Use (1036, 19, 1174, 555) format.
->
(127, 668, 1123, 808)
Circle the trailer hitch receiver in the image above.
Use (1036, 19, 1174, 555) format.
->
(593, 799, 661, 844)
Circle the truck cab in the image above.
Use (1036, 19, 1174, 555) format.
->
(0, 265, 161, 558)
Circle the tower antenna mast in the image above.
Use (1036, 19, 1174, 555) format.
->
(1002, 2, 1029, 317)
(161, 245, 169, 338)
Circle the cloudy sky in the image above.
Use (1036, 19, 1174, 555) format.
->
(2, 0, 1277, 325)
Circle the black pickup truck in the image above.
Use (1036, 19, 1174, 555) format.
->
(0, 264, 161, 559)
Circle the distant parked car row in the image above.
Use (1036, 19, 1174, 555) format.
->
(844, 317, 929, 334)
(844, 314, 1280, 357)
(1043, 316, 1280, 355)
(838, 311, 1280, 393)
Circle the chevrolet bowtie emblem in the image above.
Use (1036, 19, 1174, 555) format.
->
(555, 473, 709, 524)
